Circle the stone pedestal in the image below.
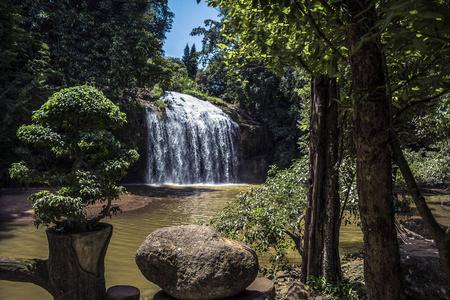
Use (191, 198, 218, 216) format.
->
(153, 278, 275, 300)
(106, 285, 140, 300)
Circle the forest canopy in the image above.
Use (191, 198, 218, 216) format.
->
(0, 0, 173, 186)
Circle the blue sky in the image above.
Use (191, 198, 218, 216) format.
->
(162, 0, 220, 59)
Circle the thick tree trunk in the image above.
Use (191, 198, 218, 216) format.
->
(302, 75, 341, 282)
(390, 130, 450, 280)
(343, 1, 406, 299)
(0, 223, 112, 300)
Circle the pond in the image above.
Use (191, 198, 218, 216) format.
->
(1, 185, 447, 300)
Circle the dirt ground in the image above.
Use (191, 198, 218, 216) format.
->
(0, 188, 154, 223)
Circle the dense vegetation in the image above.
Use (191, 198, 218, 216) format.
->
(0, 0, 173, 187)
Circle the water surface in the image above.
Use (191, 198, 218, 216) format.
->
(2, 185, 446, 300)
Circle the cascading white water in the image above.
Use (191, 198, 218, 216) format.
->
(145, 92, 241, 185)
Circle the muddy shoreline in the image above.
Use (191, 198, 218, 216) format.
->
(0, 188, 154, 223)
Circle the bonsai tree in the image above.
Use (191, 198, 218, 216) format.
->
(10, 85, 139, 232)
(2, 85, 139, 299)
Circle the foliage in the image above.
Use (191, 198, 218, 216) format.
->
(182, 89, 227, 106)
(397, 139, 450, 188)
(210, 158, 309, 263)
(153, 99, 168, 119)
(0, 0, 55, 186)
(236, 66, 308, 168)
(191, 18, 224, 66)
(207, 0, 348, 77)
(208, 0, 450, 152)
(1, 0, 173, 187)
(209, 0, 450, 86)
(207, 0, 450, 227)
(210, 147, 359, 265)
(152, 85, 165, 99)
(24, 0, 173, 89)
(157, 57, 196, 92)
(307, 275, 366, 300)
(195, 54, 240, 102)
(10, 86, 139, 232)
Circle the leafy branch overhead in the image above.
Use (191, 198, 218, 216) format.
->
(209, 0, 450, 105)
(10, 85, 139, 232)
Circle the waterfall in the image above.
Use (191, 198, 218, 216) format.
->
(145, 92, 241, 185)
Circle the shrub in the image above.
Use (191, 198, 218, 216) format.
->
(10, 85, 139, 232)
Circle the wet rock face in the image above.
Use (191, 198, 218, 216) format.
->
(135, 225, 259, 300)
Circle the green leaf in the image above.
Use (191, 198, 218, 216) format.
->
(412, 38, 427, 54)
(276, 64, 284, 77)
(380, 11, 394, 33)
(421, 11, 444, 19)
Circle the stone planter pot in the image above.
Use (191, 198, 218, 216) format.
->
(46, 223, 113, 300)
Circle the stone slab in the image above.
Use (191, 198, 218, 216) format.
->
(106, 285, 140, 300)
(153, 277, 275, 300)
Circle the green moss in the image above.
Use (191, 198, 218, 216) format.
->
(152, 85, 164, 99)
(153, 99, 169, 119)
(182, 89, 227, 106)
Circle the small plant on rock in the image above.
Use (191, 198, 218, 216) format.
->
(10, 85, 139, 232)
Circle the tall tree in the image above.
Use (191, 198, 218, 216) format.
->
(189, 43, 198, 79)
(182, 43, 198, 79)
(303, 75, 340, 281)
(343, 1, 404, 297)
(182, 44, 191, 67)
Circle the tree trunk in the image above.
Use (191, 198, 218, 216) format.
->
(302, 75, 341, 282)
(0, 223, 112, 300)
(343, 1, 406, 299)
(390, 130, 450, 280)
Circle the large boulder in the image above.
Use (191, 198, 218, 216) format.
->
(135, 225, 259, 300)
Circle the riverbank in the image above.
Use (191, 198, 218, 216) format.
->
(0, 188, 154, 223)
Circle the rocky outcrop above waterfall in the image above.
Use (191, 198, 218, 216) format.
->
(220, 104, 272, 183)
(135, 225, 259, 300)
(238, 123, 271, 183)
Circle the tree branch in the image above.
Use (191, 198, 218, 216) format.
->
(284, 229, 303, 252)
(389, 56, 439, 95)
(296, 55, 313, 75)
(317, 0, 336, 15)
(0, 257, 55, 296)
(393, 90, 448, 120)
(390, 129, 450, 278)
(390, 130, 445, 240)
(294, 2, 346, 61)
(283, 213, 305, 252)
(339, 171, 355, 224)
